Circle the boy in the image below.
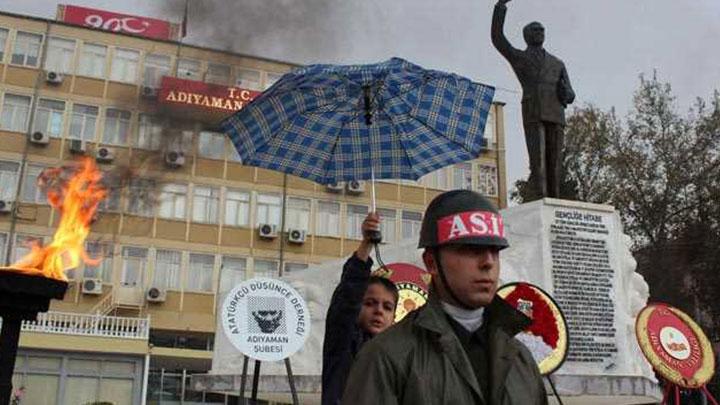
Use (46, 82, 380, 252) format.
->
(321, 212, 398, 405)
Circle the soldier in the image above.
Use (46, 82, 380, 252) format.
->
(342, 190, 547, 404)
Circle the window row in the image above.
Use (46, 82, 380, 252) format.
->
(416, 162, 499, 196)
(0, 27, 284, 89)
(1, 159, 425, 240)
(0, 233, 307, 294)
(0, 93, 237, 157)
(120, 182, 424, 242)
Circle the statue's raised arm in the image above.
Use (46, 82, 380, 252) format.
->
(491, 0, 519, 61)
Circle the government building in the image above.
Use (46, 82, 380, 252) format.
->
(0, 5, 508, 404)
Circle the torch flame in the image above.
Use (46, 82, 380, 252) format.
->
(3, 157, 106, 281)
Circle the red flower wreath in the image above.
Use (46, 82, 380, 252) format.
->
(504, 283, 559, 348)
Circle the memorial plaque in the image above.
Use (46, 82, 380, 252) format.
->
(550, 208, 619, 367)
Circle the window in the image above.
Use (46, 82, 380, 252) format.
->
(198, 131, 225, 159)
(484, 110, 495, 148)
(102, 108, 131, 145)
(78, 43, 107, 78)
(11, 31, 42, 67)
(286, 197, 310, 232)
(143, 53, 171, 88)
(33, 99, 65, 138)
(127, 178, 155, 216)
(224, 189, 250, 227)
(177, 58, 201, 80)
(69, 104, 98, 141)
(158, 183, 187, 220)
(284, 262, 308, 275)
(0, 161, 19, 200)
(235, 69, 261, 91)
(254, 259, 278, 278)
(265, 72, 283, 90)
(45, 37, 76, 74)
(220, 256, 246, 294)
(13, 234, 43, 263)
(0, 28, 8, 62)
(378, 208, 397, 243)
(256, 193, 282, 227)
(228, 142, 242, 162)
(188, 253, 214, 292)
(110, 48, 139, 83)
(0, 233, 6, 261)
(192, 186, 219, 223)
(453, 162, 473, 190)
(206, 63, 230, 85)
(1, 94, 31, 132)
(84, 242, 113, 283)
(121, 247, 147, 287)
(346, 204, 368, 240)
(99, 171, 122, 212)
(167, 130, 193, 154)
(477, 164, 498, 197)
(402, 210, 422, 240)
(439, 168, 452, 190)
(316, 201, 340, 237)
(153, 249, 182, 290)
(136, 114, 163, 150)
(21, 165, 48, 204)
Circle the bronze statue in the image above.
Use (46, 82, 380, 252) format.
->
(491, 0, 575, 199)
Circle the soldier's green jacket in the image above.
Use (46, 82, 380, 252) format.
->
(341, 295, 548, 405)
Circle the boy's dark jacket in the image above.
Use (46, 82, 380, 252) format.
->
(321, 254, 374, 405)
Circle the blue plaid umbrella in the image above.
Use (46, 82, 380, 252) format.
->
(222, 57, 494, 196)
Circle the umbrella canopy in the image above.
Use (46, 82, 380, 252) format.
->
(221, 57, 495, 185)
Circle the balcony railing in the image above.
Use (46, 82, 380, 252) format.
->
(2, 311, 150, 340)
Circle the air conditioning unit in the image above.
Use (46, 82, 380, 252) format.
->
(69, 139, 86, 154)
(141, 86, 159, 99)
(29, 131, 49, 145)
(164, 151, 185, 168)
(326, 181, 344, 193)
(346, 180, 366, 194)
(258, 223, 278, 239)
(95, 146, 115, 163)
(46, 70, 64, 85)
(146, 287, 167, 303)
(0, 200, 14, 214)
(287, 228, 306, 244)
(82, 278, 103, 295)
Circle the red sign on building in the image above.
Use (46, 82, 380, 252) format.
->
(158, 76, 262, 113)
(57, 5, 179, 41)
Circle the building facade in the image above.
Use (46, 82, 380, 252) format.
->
(0, 7, 508, 405)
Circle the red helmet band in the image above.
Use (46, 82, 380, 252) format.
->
(436, 210, 504, 244)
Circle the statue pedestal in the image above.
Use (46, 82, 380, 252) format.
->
(500, 198, 660, 401)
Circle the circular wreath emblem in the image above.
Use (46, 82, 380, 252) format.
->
(497, 282, 569, 375)
(635, 303, 715, 388)
(395, 281, 428, 322)
(377, 263, 431, 322)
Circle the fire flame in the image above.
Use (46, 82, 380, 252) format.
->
(2, 157, 106, 281)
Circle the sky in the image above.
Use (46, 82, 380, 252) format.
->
(2, 0, 720, 201)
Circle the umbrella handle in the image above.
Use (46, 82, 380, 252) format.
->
(367, 167, 382, 244)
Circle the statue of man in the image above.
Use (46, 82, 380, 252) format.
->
(491, 0, 575, 199)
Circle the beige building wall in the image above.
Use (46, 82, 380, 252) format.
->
(0, 11, 507, 339)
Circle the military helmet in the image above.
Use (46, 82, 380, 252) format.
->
(418, 189, 509, 249)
